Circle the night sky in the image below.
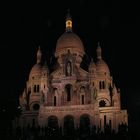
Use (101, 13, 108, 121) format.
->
(0, 0, 140, 132)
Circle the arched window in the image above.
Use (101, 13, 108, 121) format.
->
(82, 95, 85, 105)
(33, 85, 36, 92)
(37, 85, 40, 92)
(65, 84, 72, 101)
(54, 96, 56, 106)
(33, 104, 40, 111)
(99, 81, 102, 89)
(99, 100, 106, 107)
(99, 81, 105, 89)
(102, 81, 105, 89)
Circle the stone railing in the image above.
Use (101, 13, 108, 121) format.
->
(43, 104, 95, 113)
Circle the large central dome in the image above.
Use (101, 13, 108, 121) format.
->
(56, 32, 84, 54)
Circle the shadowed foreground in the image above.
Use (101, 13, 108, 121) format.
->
(1, 123, 134, 140)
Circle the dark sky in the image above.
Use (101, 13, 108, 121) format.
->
(0, 0, 140, 131)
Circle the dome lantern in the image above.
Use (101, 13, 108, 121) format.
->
(66, 9, 72, 32)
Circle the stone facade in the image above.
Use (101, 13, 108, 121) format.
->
(17, 12, 128, 132)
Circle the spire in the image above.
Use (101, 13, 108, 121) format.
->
(90, 58, 95, 65)
(37, 46, 42, 64)
(65, 9, 72, 32)
(96, 42, 102, 60)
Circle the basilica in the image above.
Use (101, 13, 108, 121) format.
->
(16, 12, 128, 133)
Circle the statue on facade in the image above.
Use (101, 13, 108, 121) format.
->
(66, 61, 72, 76)
(91, 87, 97, 101)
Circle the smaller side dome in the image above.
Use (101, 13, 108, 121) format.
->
(29, 46, 43, 80)
(96, 42, 110, 75)
(96, 59, 110, 74)
(29, 64, 42, 79)
(55, 32, 85, 56)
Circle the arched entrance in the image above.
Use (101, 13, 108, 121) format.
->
(65, 84, 72, 101)
(63, 115, 75, 136)
(32, 104, 40, 111)
(80, 114, 90, 137)
(47, 116, 59, 137)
